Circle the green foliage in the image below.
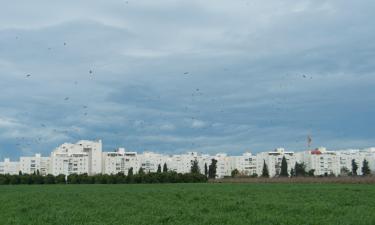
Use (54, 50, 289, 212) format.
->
(32, 174, 44, 184)
(231, 169, 239, 178)
(55, 174, 66, 184)
(44, 174, 55, 184)
(307, 169, 315, 177)
(294, 162, 307, 177)
(204, 163, 208, 177)
(341, 167, 350, 176)
(280, 157, 289, 177)
(208, 159, 217, 179)
(190, 159, 200, 174)
(0, 175, 10, 185)
(9, 175, 20, 185)
(251, 173, 258, 178)
(290, 168, 296, 177)
(352, 159, 358, 176)
(138, 167, 145, 175)
(261, 160, 269, 178)
(0, 171, 208, 186)
(128, 167, 134, 176)
(163, 163, 168, 173)
(362, 159, 371, 176)
(157, 164, 162, 173)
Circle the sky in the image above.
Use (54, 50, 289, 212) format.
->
(0, 0, 375, 159)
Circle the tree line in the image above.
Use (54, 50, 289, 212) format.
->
(0, 160, 217, 185)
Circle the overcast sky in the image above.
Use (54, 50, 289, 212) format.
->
(0, 0, 374, 159)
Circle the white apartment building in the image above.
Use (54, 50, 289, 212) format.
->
(257, 148, 295, 177)
(0, 158, 20, 175)
(336, 148, 375, 176)
(169, 152, 201, 174)
(20, 154, 50, 175)
(231, 152, 257, 176)
(139, 151, 167, 173)
(361, 148, 375, 171)
(102, 148, 139, 175)
(50, 140, 102, 176)
(296, 148, 340, 176)
(215, 153, 232, 178)
(2, 139, 375, 179)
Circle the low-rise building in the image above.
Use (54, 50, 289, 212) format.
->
(20, 153, 50, 175)
(231, 152, 257, 176)
(0, 158, 20, 175)
(256, 148, 295, 177)
(299, 148, 340, 176)
(102, 148, 139, 175)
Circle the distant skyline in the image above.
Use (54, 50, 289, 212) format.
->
(1, 138, 375, 160)
(1, 0, 375, 159)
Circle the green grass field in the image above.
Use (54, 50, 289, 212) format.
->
(1, 183, 374, 225)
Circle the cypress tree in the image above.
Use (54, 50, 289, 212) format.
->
(280, 156, 289, 177)
(261, 160, 269, 178)
(208, 159, 217, 179)
(204, 163, 208, 177)
(128, 167, 134, 176)
(191, 159, 200, 174)
(157, 164, 162, 173)
(352, 159, 358, 176)
(163, 163, 168, 173)
(138, 167, 145, 175)
(362, 159, 371, 176)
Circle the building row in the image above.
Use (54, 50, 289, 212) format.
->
(1, 140, 375, 178)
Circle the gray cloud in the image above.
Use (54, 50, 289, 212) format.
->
(0, 0, 375, 159)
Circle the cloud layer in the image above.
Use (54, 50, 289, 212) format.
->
(1, 0, 375, 159)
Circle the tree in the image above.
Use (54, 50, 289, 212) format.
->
(138, 167, 145, 175)
(163, 163, 168, 173)
(33, 174, 44, 184)
(294, 162, 307, 177)
(44, 174, 55, 184)
(261, 160, 269, 178)
(340, 167, 350, 176)
(307, 169, 315, 177)
(351, 159, 358, 176)
(280, 156, 289, 177)
(191, 159, 200, 174)
(157, 164, 162, 173)
(9, 175, 20, 185)
(231, 169, 239, 178)
(204, 163, 208, 177)
(55, 174, 66, 184)
(208, 159, 217, 179)
(128, 167, 134, 176)
(362, 159, 371, 176)
(290, 168, 296, 177)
